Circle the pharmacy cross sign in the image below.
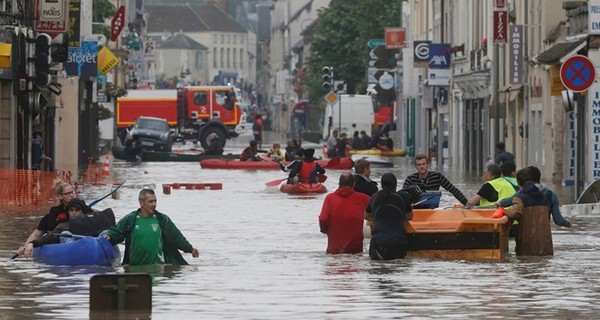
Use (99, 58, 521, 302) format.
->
(560, 55, 596, 92)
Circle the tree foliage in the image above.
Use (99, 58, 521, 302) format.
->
(92, 0, 116, 38)
(306, 0, 402, 104)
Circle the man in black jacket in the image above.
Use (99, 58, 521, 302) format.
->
(353, 159, 378, 196)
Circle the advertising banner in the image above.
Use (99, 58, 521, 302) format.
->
(65, 41, 98, 78)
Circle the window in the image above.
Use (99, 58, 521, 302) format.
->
(233, 48, 237, 68)
(227, 48, 230, 68)
(213, 48, 217, 68)
(220, 48, 224, 68)
(240, 50, 244, 69)
(216, 90, 234, 110)
(193, 92, 208, 105)
(220, 34, 224, 44)
(196, 51, 204, 69)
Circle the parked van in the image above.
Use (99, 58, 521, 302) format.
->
(322, 94, 375, 140)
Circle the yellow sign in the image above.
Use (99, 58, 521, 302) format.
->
(549, 65, 566, 96)
(324, 91, 338, 105)
(98, 47, 119, 75)
(0, 43, 11, 69)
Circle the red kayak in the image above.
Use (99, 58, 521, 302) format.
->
(280, 182, 328, 194)
(200, 157, 353, 170)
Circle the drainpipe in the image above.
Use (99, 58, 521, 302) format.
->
(523, 0, 529, 166)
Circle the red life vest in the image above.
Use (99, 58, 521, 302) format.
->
(298, 161, 317, 183)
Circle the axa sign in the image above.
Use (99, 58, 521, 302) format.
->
(428, 43, 451, 69)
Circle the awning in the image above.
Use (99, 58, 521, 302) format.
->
(453, 70, 490, 99)
(498, 84, 522, 102)
(534, 39, 586, 65)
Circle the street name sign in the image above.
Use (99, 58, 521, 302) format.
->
(367, 39, 385, 49)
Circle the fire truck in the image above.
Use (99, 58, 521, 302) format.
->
(116, 86, 246, 149)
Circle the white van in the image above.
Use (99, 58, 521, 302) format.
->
(322, 94, 375, 140)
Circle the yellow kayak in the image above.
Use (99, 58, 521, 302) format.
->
(349, 148, 407, 157)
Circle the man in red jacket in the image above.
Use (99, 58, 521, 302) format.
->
(318, 172, 370, 254)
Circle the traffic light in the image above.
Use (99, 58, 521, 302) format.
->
(322, 66, 333, 90)
(373, 46, 395, 69)
(51, 32, 68, 63)
(34, 33, 52, 87)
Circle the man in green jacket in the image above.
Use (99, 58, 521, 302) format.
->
(103, 189, 199, 266)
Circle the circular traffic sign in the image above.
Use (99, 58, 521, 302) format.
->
(560, 55, 596, 92)
(379, 72, 395, 90)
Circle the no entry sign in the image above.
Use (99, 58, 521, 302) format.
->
(560, 55, 596, 92)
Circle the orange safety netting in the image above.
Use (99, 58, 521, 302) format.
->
(0, 169, 71, 213)
(0, 156, 112, 213)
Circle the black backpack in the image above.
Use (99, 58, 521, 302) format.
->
(69, 208, 116, 237)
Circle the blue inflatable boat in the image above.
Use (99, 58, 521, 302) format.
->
(33, 236, 121, 266)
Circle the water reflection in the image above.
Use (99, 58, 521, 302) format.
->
(0, 147, 598, 319)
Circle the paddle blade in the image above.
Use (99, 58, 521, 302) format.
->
(265, 178, 286, 187)
(318, 174, 327, 183)
(258, 154, 272, 162)
(325, 157, 341, 168)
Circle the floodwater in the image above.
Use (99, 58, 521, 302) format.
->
(0, 136, 598, 319)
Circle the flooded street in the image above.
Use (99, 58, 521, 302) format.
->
(0, 136, 598, 319)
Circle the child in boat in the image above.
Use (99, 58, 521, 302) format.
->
(266, 142, 285, 162)
(22, 198, 86, 256)
(17, 179, 93, 256)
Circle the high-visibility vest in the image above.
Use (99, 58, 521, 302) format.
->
(480, 177, 516, 207)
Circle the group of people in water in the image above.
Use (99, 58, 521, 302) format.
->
(17, 140, 573, 266)
(16, 179, 199, 266)
(319, 144, 573, 260)
(325, 129, 394, 158)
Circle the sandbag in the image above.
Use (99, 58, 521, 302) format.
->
(69, 208, 116, 236)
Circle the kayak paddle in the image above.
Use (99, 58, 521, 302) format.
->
(88, 180, 126, 207)
(266, 174, 327, 187)
(265, 178, 287, 187)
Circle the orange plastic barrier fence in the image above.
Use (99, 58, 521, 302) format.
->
(0, 169, 70, 213)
